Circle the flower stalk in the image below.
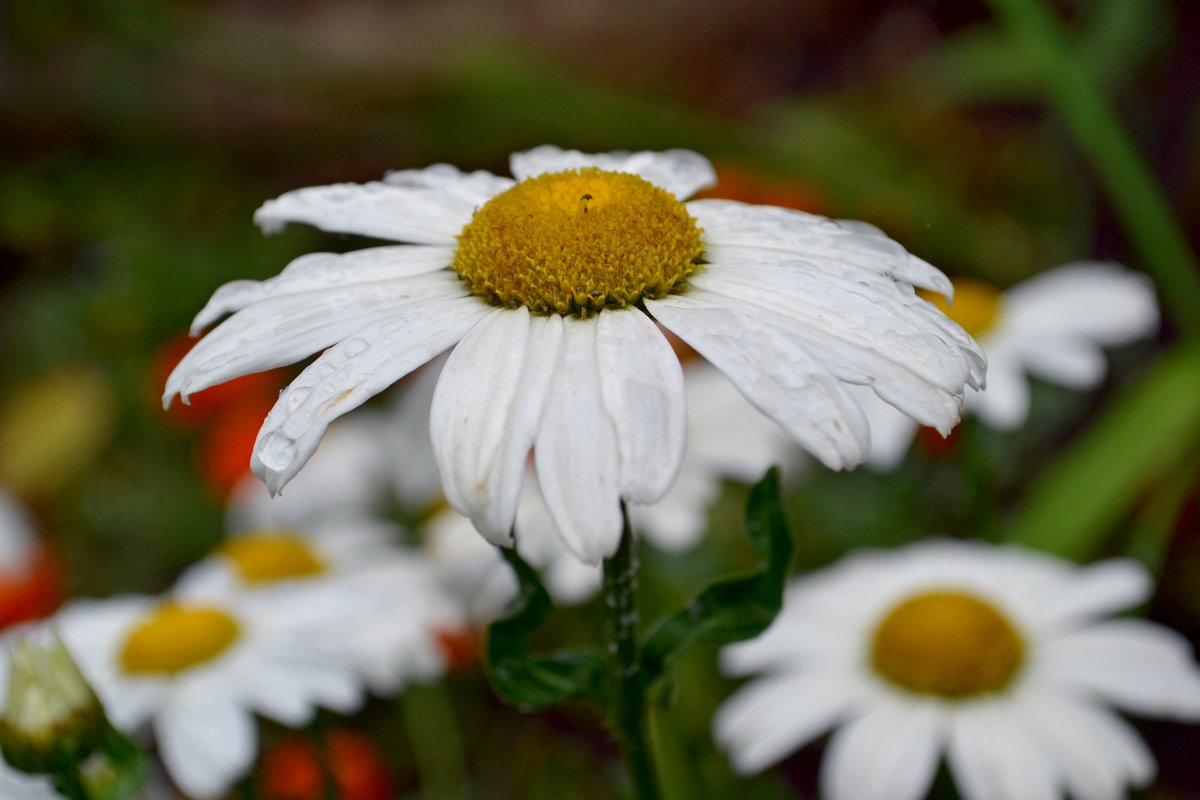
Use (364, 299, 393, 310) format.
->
(603, 507, 660, 800)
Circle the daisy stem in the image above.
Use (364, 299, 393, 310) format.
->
(603, 506, 661, 800)
(985, 0, 1200, 338)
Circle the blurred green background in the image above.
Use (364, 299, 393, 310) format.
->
(2, 1, 1200, 797)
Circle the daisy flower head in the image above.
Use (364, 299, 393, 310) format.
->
(176, 514, 461, 696)
(165, 146, 985, 564)
(57, 581, 387, 800)
(714, 540, 1200, 800)
(855, 263, 1159, 469)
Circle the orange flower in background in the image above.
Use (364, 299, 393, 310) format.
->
(153, 334, 288, 498)
(0, 489, 65, 630)
(197, 399, 278, 499)
(695, 163, 825, 214)
(0, 543, 65, 630)
(434, 624, 482, 673)
(259, 730, 395, 800)
(153, 335, 284, 429)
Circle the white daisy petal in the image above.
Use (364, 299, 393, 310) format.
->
(255, 164, 512, 244)
(847, 386, 921, 469)
(1002, 262, 1159, 344)
(692, 266, 970, 432)
(155, 688, 256, 800)
(964, 355, 1029, 431)
(596, 309, 686, 504)
(821, 700, 943, 800)
(1029, 559, 1151, 631)
(1021, 688, 1153, 799)
(251, 296, 491, 493)
(714, 671, 860, 775)
(688, 200, 955, 296)
(534, 318, 623, 564)
(166, 272, 463, 404)
(647, 292, 870, 469)
(509, 145, 716, 199)
(1019, 338, 1108, 389)
(430, 307, 564, 545)
(947, 705, 1058, 800)
(190, 245, 454, 334)
(1041, 619, 1200, 717)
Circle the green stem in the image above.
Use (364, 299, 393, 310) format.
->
(51, 768, 89, 800)
(985, 0, 1200, 338)
(400, 684, 471, 800)
(603, 508, 660, 800)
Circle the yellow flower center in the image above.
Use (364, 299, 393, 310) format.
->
(451, 168, 704, 315)
(919, 278, 1003, 339)
(218, 533, 326, 585)
(120, 603, 241, 675)
(870, 590, 1024, 698)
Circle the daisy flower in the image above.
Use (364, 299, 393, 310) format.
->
(57, 581, 385, 800)
(854, 263, 1159, 469)
(165, 146, 984, 564)
(714, 540, 1200, 800)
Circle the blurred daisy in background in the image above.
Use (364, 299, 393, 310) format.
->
(0, 490, 63, 633)
(58, 581, 383, 799)
(174, 522, 460, 696)
(855, 263, 1159, 469)
(165, 145, 985, 566)
(714, 540, 1200, 800)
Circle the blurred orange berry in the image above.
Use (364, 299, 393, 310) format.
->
(434, 625, 482, 672)
(259, 730, 394, 800)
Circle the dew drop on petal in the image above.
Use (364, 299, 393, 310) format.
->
(258, 433, 297, 472)
(343, 337, 370, 357)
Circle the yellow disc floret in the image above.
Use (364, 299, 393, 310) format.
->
(452, 168, 704, 315)
(120, 603, 241, 675)
(919, 278, 1004, 339)
(870, 590, 1024, 698)
(218, 532, 326, 585)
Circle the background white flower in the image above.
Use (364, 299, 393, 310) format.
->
(715, 540, 1200, 800)
(166, 146, 984, 566)
(58, 584, 382, 800)
(857, 262, 1159, 469)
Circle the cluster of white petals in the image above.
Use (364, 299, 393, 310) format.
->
(715, 540, 1200, 800)
(165, 146, 984, 565)
(857, 263, 1159, 468)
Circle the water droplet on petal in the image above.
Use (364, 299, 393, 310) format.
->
(343, 338, 370, 357)
(258, 433, 297, 471)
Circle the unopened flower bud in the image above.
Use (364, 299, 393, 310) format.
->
(0, 633, 106, 774)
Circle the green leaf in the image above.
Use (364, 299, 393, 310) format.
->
(640, 469, 793, 689)
(484, 548, 609, 708)
(1006, 345, 1200, 558)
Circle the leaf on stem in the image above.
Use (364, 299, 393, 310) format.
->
(639, 468, 793, 689)
(484, 548, 610, 708)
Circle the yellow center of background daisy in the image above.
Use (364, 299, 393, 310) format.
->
(919, 278, 1003, 339)
(870, 590, 1024, 698)
(451, 168, 704, 315)
(120, 603, 241, 675)
(219, 533, 326, 584)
